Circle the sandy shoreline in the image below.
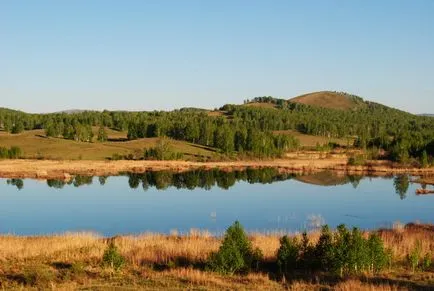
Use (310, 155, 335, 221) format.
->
(0, 158, 433, 180)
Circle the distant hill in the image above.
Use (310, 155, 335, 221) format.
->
(55, 109, 87, 114)
(289, 91, 367, 111)
(294, 171, 354, 187)
(419, 114, 434, 117)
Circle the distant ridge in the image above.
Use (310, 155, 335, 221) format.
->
(289, 91, 366, 111)
(55, 109, 87, 114)
(419, 114, 434, 117)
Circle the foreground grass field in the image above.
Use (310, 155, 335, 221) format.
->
(1, 223, 434, 290)
(0, 129, 216, 160)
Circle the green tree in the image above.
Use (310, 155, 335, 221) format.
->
(367, 233, 388, 273)
(11, 121, 24, 134)
(277, 236, 299, 273)
(394, 175, 410, 200)
(208, 221, 262, 275)
(102, 242, 125, 270)
(421, 150, 429, 168)
(314, 225, 335, 271)
(97, 126, 108, 142)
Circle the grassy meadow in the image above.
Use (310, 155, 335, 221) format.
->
(0, 128, 216, 160)
(1, 223, 434, 290)
(0, 127, 352, 161)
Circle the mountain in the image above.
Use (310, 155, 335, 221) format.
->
(419, 114, 434, 117)
(289, 91, 367, 111)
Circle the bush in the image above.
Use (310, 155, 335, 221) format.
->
(408, 240, 422, 272)
(314, 225, 335, 271)
(421, 150, 430, 168)
(102, 242, 125, 270)
(208, 221, 262, 275)
(276, 224, 389, 276)
(23, 264, 55, 287)
(421, 253, 432, 271)
(277, 236, 299, 273)
(144, 137, 184, 160)
(366, 233, 389, 273)
(0, 146, 23, 159)
(110, 153, 124, 160)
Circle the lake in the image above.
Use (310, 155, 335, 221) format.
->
(0, 169, 432, 236)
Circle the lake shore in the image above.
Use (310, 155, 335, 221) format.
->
(0, 158, 433, 180)
(0, 223, 433, 290)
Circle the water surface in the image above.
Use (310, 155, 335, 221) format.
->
(0, 169, 432, 236)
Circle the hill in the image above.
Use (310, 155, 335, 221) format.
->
(55, 109, 88, 114)
(289, 91, 367, 111)
(294, 171, 357, 187)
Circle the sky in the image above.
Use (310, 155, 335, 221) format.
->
(1, 1, 433, 113)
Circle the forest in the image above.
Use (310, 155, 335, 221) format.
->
(0, 92, 433, 162)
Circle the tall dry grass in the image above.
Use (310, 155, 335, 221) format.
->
(1, 224, 433, 289)
(1, 224, 433, 266)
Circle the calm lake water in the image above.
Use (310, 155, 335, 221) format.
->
(0, 169, 432, 236)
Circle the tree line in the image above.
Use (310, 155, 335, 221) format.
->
(1, 92, 433, 162)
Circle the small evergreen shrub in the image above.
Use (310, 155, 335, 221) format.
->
(276, 224, 389, 277)
(208, 221, 262, 275)
(366, 233, 389, 273)
(314, 225, 335, 271)
(277, 236, 299, 273)
(102, 242, 125, 270)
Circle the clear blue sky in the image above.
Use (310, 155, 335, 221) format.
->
(1, 0, 433, 113)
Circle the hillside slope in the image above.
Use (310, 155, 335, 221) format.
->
(289, 91, 366, 111)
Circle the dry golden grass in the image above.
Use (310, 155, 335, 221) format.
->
(332, 280, 404, 291)
(1, 224, 434, 289)
(380, 223, 434, 262)
(290, 91, 366, 111)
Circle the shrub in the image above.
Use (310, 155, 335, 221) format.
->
(144, 137, 184, 160)
(275, 225, 390, 276)
(277, 236, 299, 273)
(102, 242, 125, 270)
(298, 232, 315, 270)
(366, 233, 389, 273)
(421, 253, 432, 271)
(208, 221, 262, 275)
(421, 150, 429, 168)
(23, 264, 55, 287)
(0, 146, 23, 159)
(408, 240, 422, 272)
(110, 153, 124, 160)
(314, 225, 335, 271)
(97, 126, 108, 142)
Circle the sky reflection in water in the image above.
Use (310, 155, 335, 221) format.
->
(0, 169, 432, 236)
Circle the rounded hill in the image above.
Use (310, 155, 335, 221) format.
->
(289, 91, 366, 111)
